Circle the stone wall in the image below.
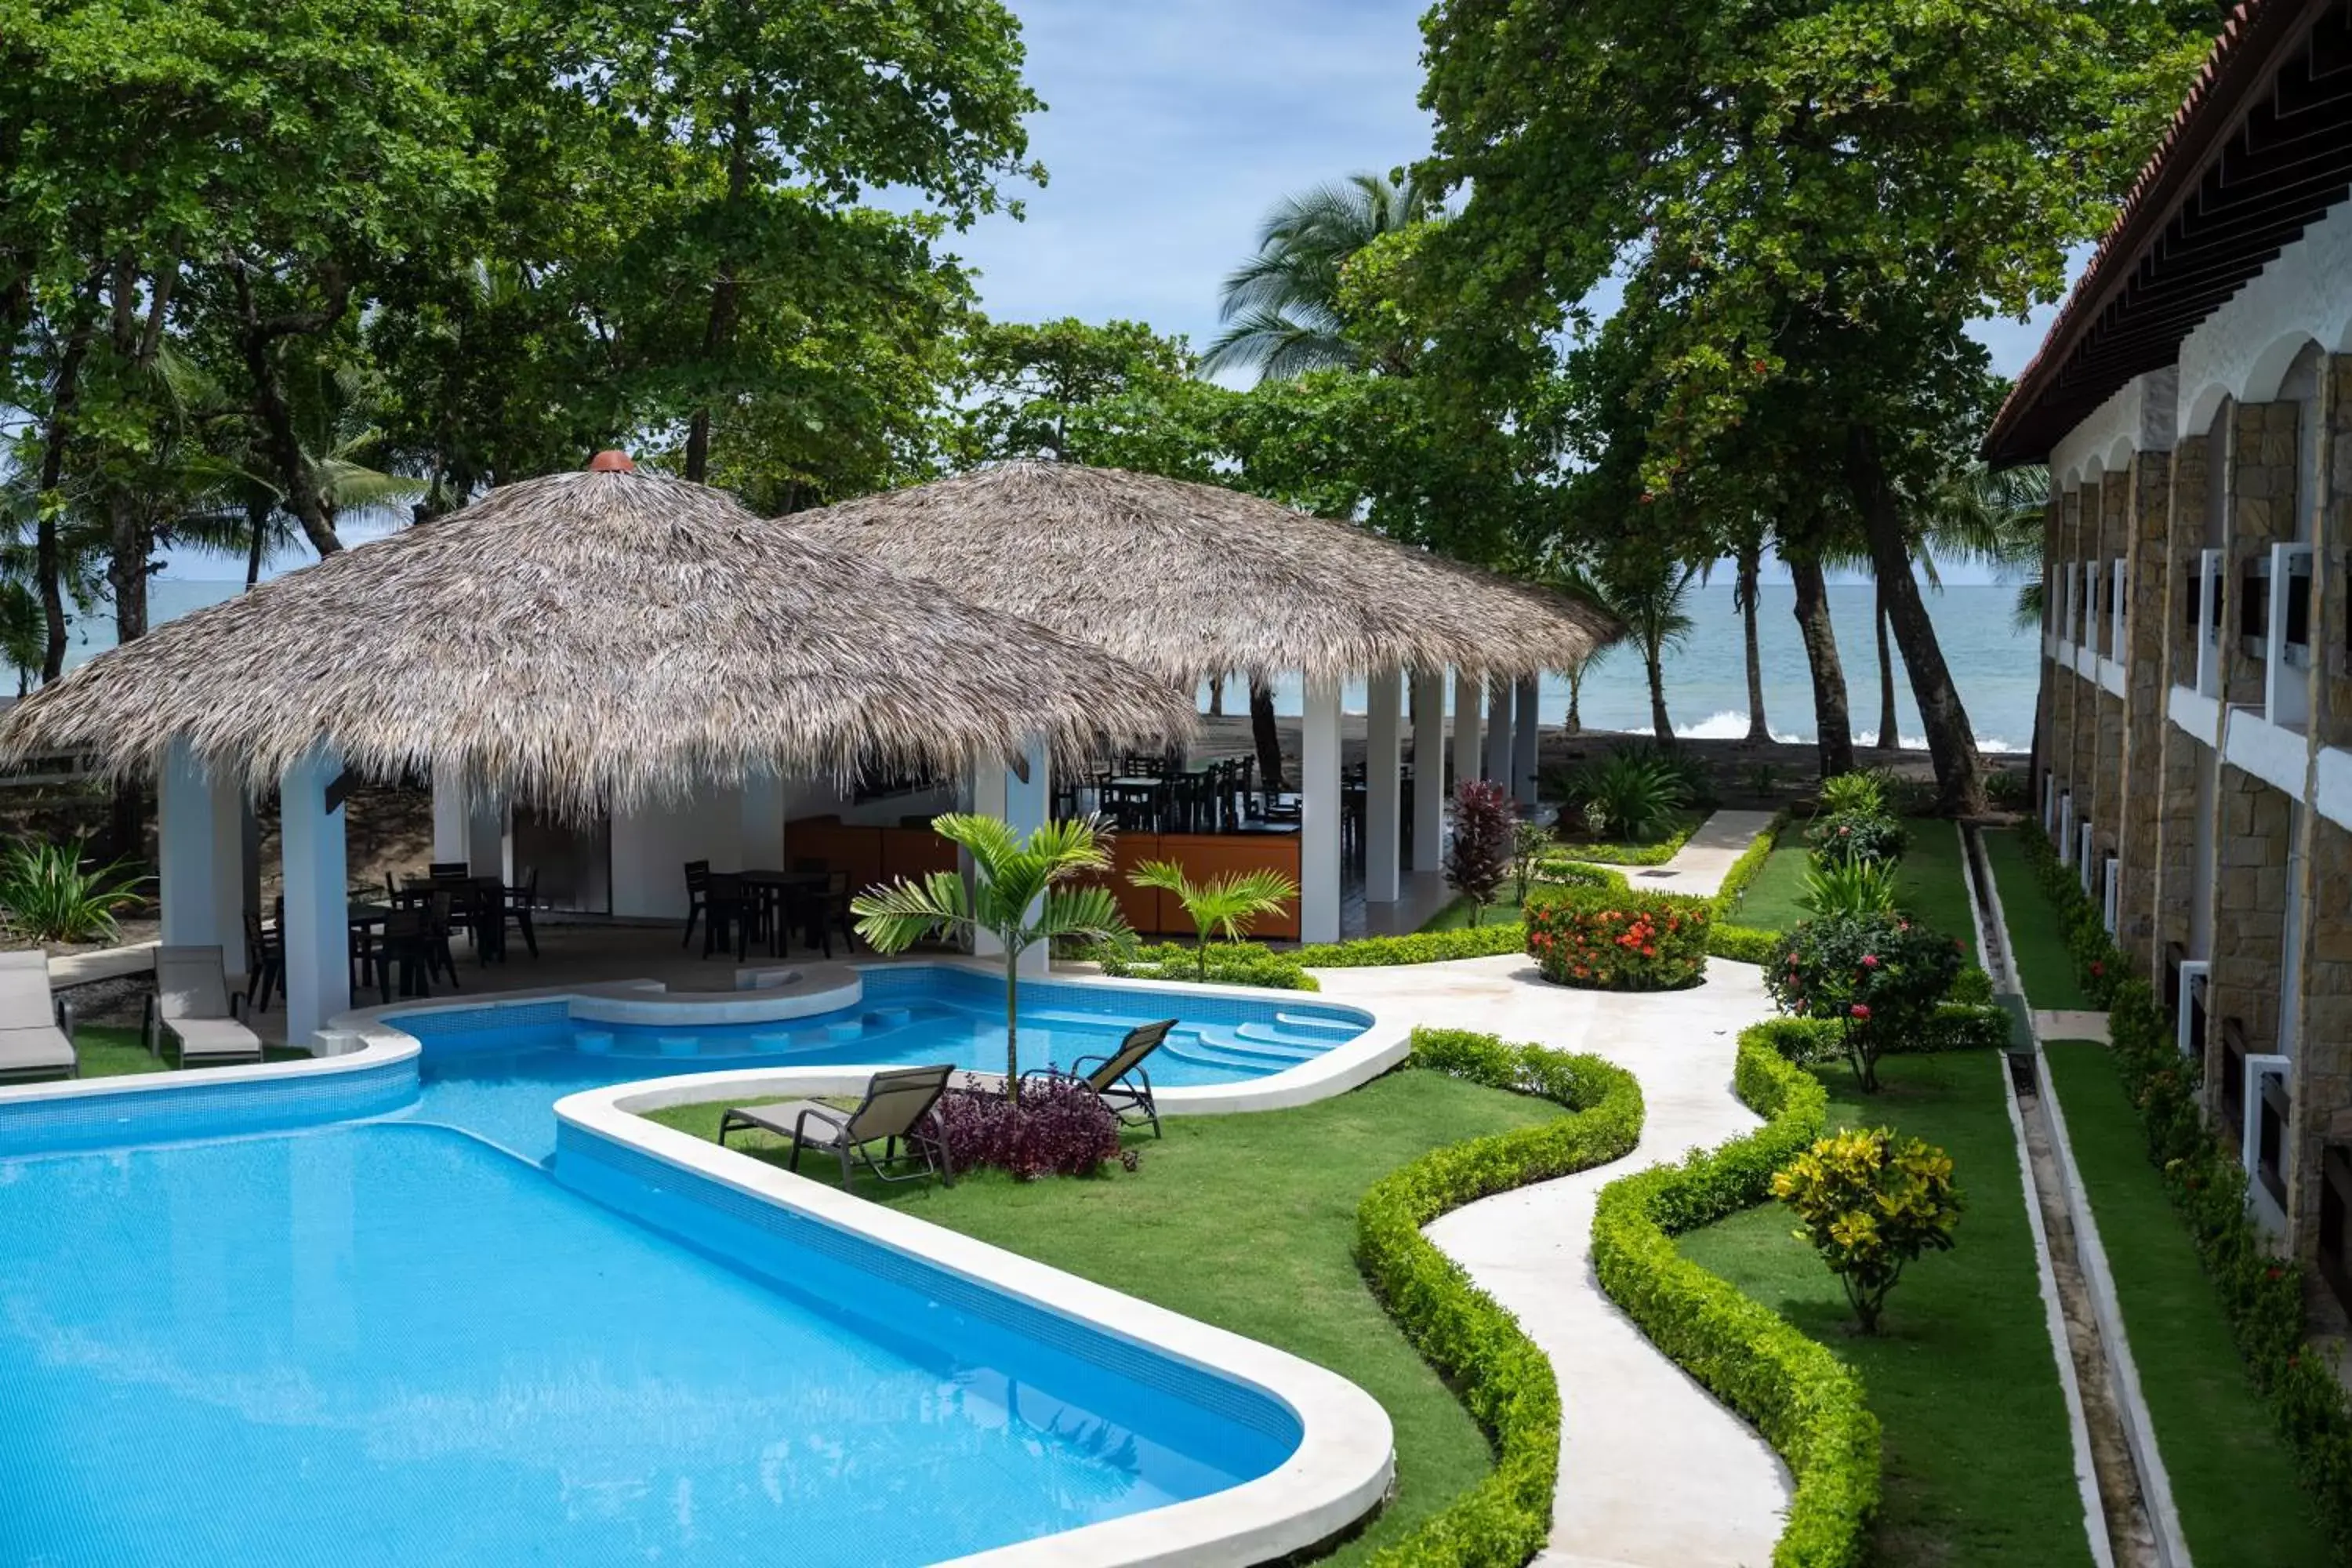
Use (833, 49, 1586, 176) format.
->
(2167, 436, 2212, 689)
(2227, 401, 2299, 706)
(2325, 358, 2352, 750)
(2291, 811, 2352, 1263)
(2204, 764, 2292, 1134)
(2118, 452, 2173, 962)
(2071, 484, 2102, 839)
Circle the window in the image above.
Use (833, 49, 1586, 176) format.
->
(2285, 549, 2314, 666)
(2258, 1068, 2290, 1208)
(2321, 1145, 2352, 1314)
(2242, 554, 2271, 657)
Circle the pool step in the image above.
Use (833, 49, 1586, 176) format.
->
(1230, 1022, 1329, 1055)
(1273, 1011, 1359, 1036)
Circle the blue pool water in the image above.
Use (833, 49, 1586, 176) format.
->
(402, 967, 1370, 1163)
(0, 967, 1348, 1564)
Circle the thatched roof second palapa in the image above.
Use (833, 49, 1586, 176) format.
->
(786, 461, 1619, 684)
(0, 465, 1196, 812)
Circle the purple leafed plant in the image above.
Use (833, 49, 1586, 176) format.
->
(931, 1078, 1135, 1180)
(1446, 779, 1517, 924)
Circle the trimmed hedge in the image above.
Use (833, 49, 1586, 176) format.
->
(1094, 940, 1319, 991)
(1526, 887, 1711, 990)
(1744, 1004, 2009, 1064)
(1544, 810, 1704, 868)
(1298, 924, 1532, 968)
(1705, 811, 1793, 967)
(1592, 1029, 1882, 1567)
(2015, 826, 2352, 1552)
(1361, 1027, 1644, 1566)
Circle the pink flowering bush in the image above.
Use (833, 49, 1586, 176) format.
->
(1760, 912, 1965, 1091)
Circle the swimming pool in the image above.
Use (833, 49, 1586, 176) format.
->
(399, 964, 1375, 1162)
(0, 964, 1396, 1564)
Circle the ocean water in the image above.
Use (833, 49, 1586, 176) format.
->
(1206, 582, 2038, 753)
(74, 579, 2037, 753)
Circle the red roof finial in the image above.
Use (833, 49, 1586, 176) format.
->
(586, 450, 636, 474)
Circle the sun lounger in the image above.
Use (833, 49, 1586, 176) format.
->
(717, 1062, 956, 1187)
(1022, 1018, 1175, 1137)
(145, 945, 265, 1068)
(0, 950, 76, 1083)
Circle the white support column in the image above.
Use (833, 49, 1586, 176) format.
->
(1452, 671, 1481, 801)
(1410, 668, 1446, 874)
(279, 752, 351, 1050)
(468, 803, 506, 880)
(1364, 669, 1403, 903)
(1301, 675, 1344, 943)
(1484, 679, 1512, 782)
(1512, 674, 1541, 806)
(968, 757, 1008, 961)
(1004, 735, 1051, 977)
(739, 770, 786, 870)
(430, 760, 467, 864)
(159, 742, 241, 974)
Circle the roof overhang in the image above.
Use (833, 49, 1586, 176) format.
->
(1985, 0, 2352, 465)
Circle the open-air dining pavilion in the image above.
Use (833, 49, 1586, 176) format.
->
(787, 460, 1618, 942)
(0, 457, 1196, 1047)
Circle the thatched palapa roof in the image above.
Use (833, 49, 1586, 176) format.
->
(784, 461, 1619, 684)
(0, 463, 1196, 813)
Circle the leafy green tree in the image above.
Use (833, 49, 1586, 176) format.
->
(1415, 0, 2214, 811)
(852, 815, 1130, 1095)
(1127, 860, 1298, 979)
(949, 318, 1231, 474)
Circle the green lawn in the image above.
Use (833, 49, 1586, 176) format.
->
(1420, 889, 1524, 931)
(1891, 819, 1976, 946)
(648, 1069, 1566, 1560)
(1980, 829, 2097, 1011)
(70, 1022, 310, 1077)
(2042, 1040, 2334, 1564)
(1678, 1051, 2092, 1567)
(1724, 844, 1810, 932)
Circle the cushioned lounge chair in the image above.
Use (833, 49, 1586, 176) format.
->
(717, 1062, 956, 1187)
(145, 945, 265, 1068)
(0, 950, 76, 1083)
(1022, 1018, 1175, 1138)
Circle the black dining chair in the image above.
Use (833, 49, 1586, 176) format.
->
(681, 860, 712, 949)
(242, 909, 284, 1014)
(703, 873, 754, 960)
(502, 866, 540, 959)
(811, 872, 858, 957)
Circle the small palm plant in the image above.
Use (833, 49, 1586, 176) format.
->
(1127, 860, 1299, 980)
(852, 814, 1130, 1096)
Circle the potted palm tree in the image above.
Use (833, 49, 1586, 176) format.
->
(851, 813, 1129, 1097)
(1127, 860, 1298, 980)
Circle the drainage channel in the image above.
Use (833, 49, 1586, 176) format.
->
(1961, 823, 2173, 1568)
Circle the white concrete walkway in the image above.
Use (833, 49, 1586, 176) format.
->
(1601, 808, 1779, 900)
(1312, 882, 1793, 1563)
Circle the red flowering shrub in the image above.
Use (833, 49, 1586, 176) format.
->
(1762, 912, 1965, 1091)
(1525, 887, 1710, 990)
(931, 1079, 1134, 1179)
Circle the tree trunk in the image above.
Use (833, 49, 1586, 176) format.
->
(34, 307, 96, 684)
(1248, 679, 1286, 793)
(1847, 425, 1986, 814)
(1874, 579, 1901, 750)
(1645, 646, 1671, 742)
(1206, 673, 1224, 717)
(1565, 662, 1584, 735)
(684, 96, 755, 485)
(104, 492, 151, 858)
(230, 267, 347, 561)
(1738, 540, 1768, 742)
(244, 497, 270, 587)
(1789, 553, 1855, 778)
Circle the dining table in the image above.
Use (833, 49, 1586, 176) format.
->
(741, 869, 833, 957)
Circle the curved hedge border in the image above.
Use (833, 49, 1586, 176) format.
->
(1591, 1029, 1882, 1568)
(1359, 1026, 1644, 1566)
(1708, 808, 1792, 966)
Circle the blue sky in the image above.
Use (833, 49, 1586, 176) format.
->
(170, 0, 2066, 583)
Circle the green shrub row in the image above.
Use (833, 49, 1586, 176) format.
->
(1542, 811, 1702, 868)
(2016, 827, 2352, 1552)
(2013, 825, 2127, 1007)
(1704, 811, 1794, 967)
(1359, 1027, 1645, 1566)
(1742, 1004, 2009, 1064)
(1591, 1029, 1882, 1567)
(1093, 940, 1319, 991)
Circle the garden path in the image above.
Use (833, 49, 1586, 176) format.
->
(1311, 949, 1791, 1568)
(1603, 808, 1779, 898)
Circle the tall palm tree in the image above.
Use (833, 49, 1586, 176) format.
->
(851, 815, 1130, 1097)
(1699, 523, 1773, 742)
(1602, 556, 1699, 742)
(1536, 558, 1626, 735)
(1200, 172, 1436, 379)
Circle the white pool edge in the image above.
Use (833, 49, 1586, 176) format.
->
(561, 1083, 1396, 1566)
